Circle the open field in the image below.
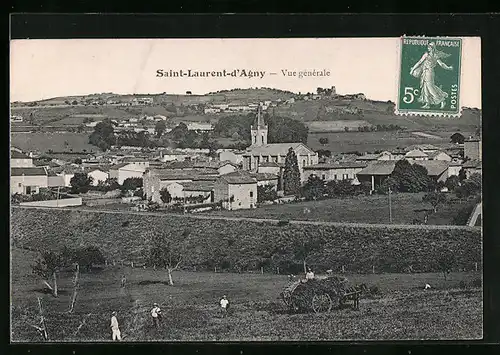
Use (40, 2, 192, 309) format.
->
(307, 130, 457, 153)
(11, 132, 97, 153)
(209, 193, 469, 225)
(10, 247, 482, 342)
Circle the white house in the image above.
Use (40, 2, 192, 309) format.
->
(109, 163, 147, 185)
(85, 168, 110, 186)
(11, 150, 34, 168)
(11, 167, 48, 195)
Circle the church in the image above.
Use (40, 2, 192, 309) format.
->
(241, 105, 319, 182)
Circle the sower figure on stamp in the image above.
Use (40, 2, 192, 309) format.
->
(151, 302, 162, 329)
(110, 311, 121, 341)
(410, 42, 454, 109)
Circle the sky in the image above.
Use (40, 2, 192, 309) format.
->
(10, 38, 482, 108)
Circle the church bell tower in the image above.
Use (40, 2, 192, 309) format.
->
(250, 104, 268, 146)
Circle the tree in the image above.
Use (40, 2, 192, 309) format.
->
(326, 179, 358, 197)
(283, 147, 301, 196)
(146, 230, 191, 285)
(391, 160, 431, 193)
(88, 119, 115, 151)
(155, 120, 167, 138)
(319, 137, 329, 146)
(70, 173, 93, 194)
(455, 173, 481, 199)
(376, 177, 399, 195)
(121, 177, 143, 192)
(458, 168, 467, 181)
(291, 233, 327, 274)
(160, 188, 172, 204)
(302, 175, 326, 200)
(32, 247, 73, 297)
(422, 191, 447, 213)
(257, 184, 278, 203)
(73, 246, 106, 272)
(450, 132, 465, 144)
(436, 250, 456, 280)
(316, 149, 331, 159)
(170, 122, 189, 141)
(445, 175, 460, 191)
(266, 116, 309, 145)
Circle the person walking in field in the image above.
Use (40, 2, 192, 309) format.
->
(120, 274, 126, 288)
(220, 295, 230, 318)
(305, 267, 315, 281)
(151, 303, 162, 329)
(110, 311, 121, 341)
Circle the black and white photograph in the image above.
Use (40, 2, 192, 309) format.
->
(9, 34, 482, 342)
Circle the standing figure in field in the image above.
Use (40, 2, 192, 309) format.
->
(120, 274, 126, 288)
(151, 302, 162, 329)
(219, 295, 230, 317)
(410, 42, 454, 109)
(305, 267, 315, 281)
(110, 311, 121, 341)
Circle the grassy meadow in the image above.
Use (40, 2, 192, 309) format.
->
(11, 247, 482, 342)
(209, 193, 469, 225)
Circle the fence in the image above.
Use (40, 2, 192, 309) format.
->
(19, 197, 82, 208)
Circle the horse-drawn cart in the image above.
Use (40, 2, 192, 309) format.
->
(280, 275, 364, 313)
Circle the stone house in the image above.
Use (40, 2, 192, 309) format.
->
(214, 171, 258, 210)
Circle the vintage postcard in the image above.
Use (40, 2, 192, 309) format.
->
(10, 37, 482, 342)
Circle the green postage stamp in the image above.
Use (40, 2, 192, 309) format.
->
(396, 36, 462, 117)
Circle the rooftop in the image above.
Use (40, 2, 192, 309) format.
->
(356, 161, 397, 176)
(181, 181, 215, 192)
(250, 172, 279, 181)
(462, 160, 482, 168)
(304, 162, 368, 170)
(405, 149, 429, 158)
(412, 160, 450, 176)
(218, 171, 257, 184)
(10, 150, 31, 159)
(244, 143, 315, 156)
(11, 167, 47, 176)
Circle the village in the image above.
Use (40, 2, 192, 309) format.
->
(10, 101, 482, 225)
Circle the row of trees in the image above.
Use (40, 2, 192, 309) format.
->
(70, 173, 143, 196)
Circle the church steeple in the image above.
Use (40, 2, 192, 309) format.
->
(251, 104, 268, 146)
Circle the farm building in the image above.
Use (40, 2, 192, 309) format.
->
(427, 151, 452, 162)
(412, 160, 451, 183)
(218, 150, 244, 165)
(250, 172, 279, 189)
(461, 160, 482, 178)
(47, 171, 65, 188)
(84, 168, 110, 186)
(356, 161, 397, 191)
(405, 149, 429, 161)
(303, 162, 368, 182)
(109, 163, 147, 185)
(11, 167, 48, 195)
(257, 161, 283, 176)
(448, 161, 463, 177)
(10, 150, 34, 168)
(214, 171, 258, 210)
(53, 165, 85, 187)
(464, 138, 481, 161)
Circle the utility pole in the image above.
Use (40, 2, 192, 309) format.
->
(388, 187, 393, 223)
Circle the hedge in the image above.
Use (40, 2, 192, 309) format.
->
(10, 207, 481, 274)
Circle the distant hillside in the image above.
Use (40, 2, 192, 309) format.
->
(11, 88, 481, 133)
